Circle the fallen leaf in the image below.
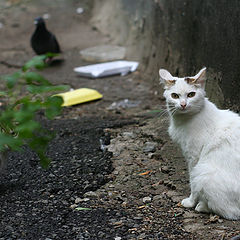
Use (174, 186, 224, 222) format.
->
(75, 207, 91, 211)
(139, 170, 152, 176)
(177, 202, 182, 207)
(209, 214, 220, 223)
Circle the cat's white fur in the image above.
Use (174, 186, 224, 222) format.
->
(159, 67, 240, 220)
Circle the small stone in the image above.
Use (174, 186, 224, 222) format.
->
(62, 200, 68, 205)
(143, 196, 152, 203)
(115, 237, 122, 240)
(143, 142, 157, 153)
(153, 195, 162, 202)
(16, 212, 23, 217)
(161, 166, 170, 173)
(70, 204, 78, 209)
(84, 191, 98, 198)
(75, 197, 81, 203)
(231, 235, 240, 240)
(76, 7, 84, 14)
(209, 214, 219, 223)
(122, 132, 136, 139)
(75, 197, 90, 203)
(113, 170, 119, 175)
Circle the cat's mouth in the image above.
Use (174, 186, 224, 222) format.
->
(177, 106, 190, 113)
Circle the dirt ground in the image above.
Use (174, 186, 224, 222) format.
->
(0, 0, 240, 239)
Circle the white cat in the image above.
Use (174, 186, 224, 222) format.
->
(159, 67, 240, 220)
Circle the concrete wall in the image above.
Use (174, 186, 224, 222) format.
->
(92, 0, 240, 109)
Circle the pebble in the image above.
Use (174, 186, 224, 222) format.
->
(160, 166, 170, 173)
(70, 204, 78, 209)
(76, 7, 84, 14)
(143, 196, 152, 203)
(122, 132, 136, 139)
(153, 195, 162, 202)
(231, 235, 240, 240)
(115, 237, 122, 240)
(16, 212, 23, 217)
(84, 191, 98, 198)
(143, 142, 157, 153)
(75, 197, 90, 203)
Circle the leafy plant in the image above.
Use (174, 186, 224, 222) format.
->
(0, 54, 69, 168)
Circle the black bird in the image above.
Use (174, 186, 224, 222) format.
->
(31, 17, 61, 56)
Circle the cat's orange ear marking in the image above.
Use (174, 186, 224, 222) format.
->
(185, 67, 206, 87)
(166, 79, 176, 86)
(184, 77, 196, 84)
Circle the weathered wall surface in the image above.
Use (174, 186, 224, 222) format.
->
(92, 0, 240, 109)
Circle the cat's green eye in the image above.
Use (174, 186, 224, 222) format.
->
(187, 92, 196, 98)
(171, 93, 179, 99)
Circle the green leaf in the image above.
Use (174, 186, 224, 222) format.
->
(15, 120, 40, 138)
(29, 134, 54, 168)
(26, 85, 69, 94)
(46, 52, 59, 58)
(2, 72, 21, 89)
(14, 101, 42, 122)
(22, 55, 47, 71)
(37, 152, 51, 169)
(0, 109, 14, 123)
(0, 91, 7, 96)
(44, 96, 63, 119)
(75, 207, 92, 211)
(0, 132, 23, 151)
(23, 72, 51, 86)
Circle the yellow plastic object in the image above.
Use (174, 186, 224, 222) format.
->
(56, 88, 103, 107)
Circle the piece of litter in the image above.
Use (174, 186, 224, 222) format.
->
(0, 22, 3, 29)
(80, 45, 126, 62)
(55, 88, 102, 107)
(74, 61, 139, 78)
(75, 207, 91, 211)
(76, 7, 84, 14)
(107, 99, 141, 110)
(43, 13, 50, 19)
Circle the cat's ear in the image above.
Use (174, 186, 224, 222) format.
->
(185, 67, 206, 88)
(159, 69, 176, 87)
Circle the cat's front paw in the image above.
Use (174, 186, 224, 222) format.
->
(181, 197, 196, 208)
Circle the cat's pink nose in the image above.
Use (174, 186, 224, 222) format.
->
(181, 103, 187, 109)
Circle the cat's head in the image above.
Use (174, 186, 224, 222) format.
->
(159, 68, 206, 116)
